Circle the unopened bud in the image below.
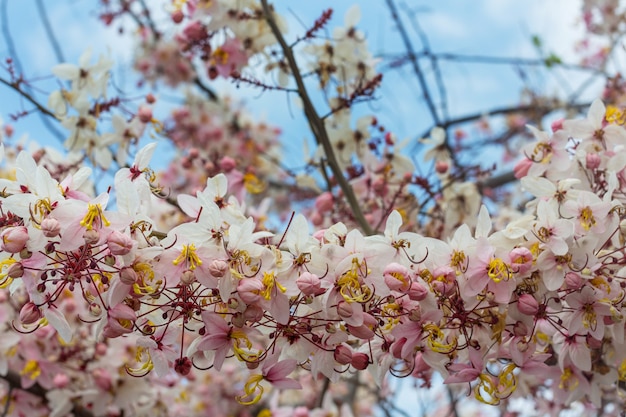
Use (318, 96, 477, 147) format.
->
(351, 352, 369, 370)
(107, 230, 134, 255)
(83, 229, 100, 245)
(119, 267, 137, 285)
(41, 218, 61, 238)
(244, 305, 264, 322)
(1, 226, 28, 253)
(586, 153, 601, 170)
(408, 282, 428, 301)
(296, 272, 322, 296)
(337, 301, 353, 318)
(209, 259, 228, 277)
(517, 294, 539, 316)
(137, 106, 153, 123)
(334, 345, 353, 365)
(314, 192, 334, 213)
(19, 302, 42, 325)
(180, 270, 196, 285)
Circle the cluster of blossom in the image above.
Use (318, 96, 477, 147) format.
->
(576, 0, 625, 68)
(46, 48, 153, 170)
(4, 97, 626, 415)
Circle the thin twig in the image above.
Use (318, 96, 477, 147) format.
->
(260, 0, 375, 235)
(384, 0, 440, 126)
(35, 0, 65, 64)
(0, 77, 59, 120)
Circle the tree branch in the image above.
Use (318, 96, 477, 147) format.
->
(260, 0, 375, 236)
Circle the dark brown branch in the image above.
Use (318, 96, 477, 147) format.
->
(0, 77, 59, 120)
(261, 0, 375, 236)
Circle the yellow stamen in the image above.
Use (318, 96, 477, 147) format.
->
(580, 206, 596, 231)
(20, 360, 41, 380)
(172, 244, 202, 270)
(0, 258, 17, 288)
(260, 271, 286, 300)
(237, 374, 264, 405)
(487, 258, 511, 283)
(80, 203, 111, 230)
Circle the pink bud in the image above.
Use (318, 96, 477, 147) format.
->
(83, 229, 100, 245)
(19, 302, 42, 325)
(182, 20, 207, 42)
(334, 345, 353, 365)
(92, 368, 112, 391)
(551, 118, 564, 132)
(517, 294, 539, 316)
(513, 158, 533, 179)
(40, 218, 61, 238)
(244, 305, 264, 322)
(180, 270, 196, 285)
(337, 301, 353, 318)
(311, 211, 323, 226)
(209, 259, 228, 277)
(565, 272, 583, 290)
(107, 230, 134, 255)
(119, 267, 137, 285)
(7, 262, 23, 279)
(435, 160, 448, 174)
(314, 192, 334, 213)
(296, 272, 323, 296)
(351, 352, 369, 370)
(137, 106, 153, 123)
(53, 373, 70, 389)
(383, 263, 411, 292)
(145, 93, 156, 104)
(171, 10, 184, 24)
(586, 153, 601, 170)
(509, 247, 533, 275)
(237, 278, 264, 304)
(347, 313, 376, 339)
(408, 282, 428, 301)
(219, 156, 236, 172)
(1, 226, 28, 253)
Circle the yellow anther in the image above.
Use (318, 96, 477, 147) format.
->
(579, 206, 596, 231)
(261, 271, 286, 300)
(237, 374, 264, 405)
(0, 258, 17, 289)
(487, 258, 511, 283)
(243, 173, 266, 194)
(20, 360, 41, 380)
(172, 244, 203, 270)
(559, 367, 579, 391)
(126, 346, 154, 376)
(337, 258, 372, 303)
(80, 203, 111, 230)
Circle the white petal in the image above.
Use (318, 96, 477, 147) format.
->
(44, 307, 73, 343)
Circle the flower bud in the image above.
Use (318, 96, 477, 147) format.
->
(92, 368, 112, 391)
(334, 345, 353, 365)
(137, 106, 153, 123)
(586, 153, 601, 170)
(83, 229, 100, 245)
(296, 272, 322, 296)
(209, 259, 228, 277)
(383, 263, 410, 292)
(119, 267, 137, 285)
(237, 278, 264, 304)
(244, 305, 264, 322)
(513, 158, 532, 179)
(19, 302, 42, 325)
(551, 118, 564, 132)
(53, 373, 70, 389)
(351, 352, 369, 370)
(408, 282, 428, 301)
(517, 294, 539, 316)
(107, 230, 134, 255)
(40, 218, 61, 238)
(315, 192, 334, 213)
(175, 357, 192, 376)
(565, 272, 583, 290)
(435, 160, 448, 174)
(7, 262, 24, 279)
(219, 156, 236, 172)
(180, 270, 196, 286)
(337, 301, 353, 318)
(1, 226, 28, 253)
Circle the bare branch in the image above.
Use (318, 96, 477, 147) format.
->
(260, 0, 375, 236)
